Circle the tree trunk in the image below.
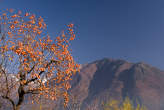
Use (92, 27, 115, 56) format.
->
(15, 85, 25, 110)
(15, 105, 20, 110)
(13, 105, 16, 110)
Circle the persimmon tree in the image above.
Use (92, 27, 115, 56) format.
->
(0, 9, 79, 110)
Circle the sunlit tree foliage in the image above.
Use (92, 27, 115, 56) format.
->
(0, 9, 79, 110)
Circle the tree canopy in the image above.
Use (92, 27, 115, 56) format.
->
(0, 9, 79, 110)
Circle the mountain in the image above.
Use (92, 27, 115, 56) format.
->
(1, 58, 164, 110)
(69, 58, 164, 110)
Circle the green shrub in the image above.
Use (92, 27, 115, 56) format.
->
(103, 97, 147, 110)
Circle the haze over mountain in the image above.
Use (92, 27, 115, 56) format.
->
(70, 58, 164, 110)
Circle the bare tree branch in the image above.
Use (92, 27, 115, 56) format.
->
(2, 96, 16, 110)
(25, 59, 59, 85)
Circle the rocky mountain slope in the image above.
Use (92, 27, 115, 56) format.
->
(70, 58, 164, 110)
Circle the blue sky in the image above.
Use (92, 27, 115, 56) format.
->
(1, 0, 164, 69)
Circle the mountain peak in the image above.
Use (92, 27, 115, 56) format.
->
(70, 58, 164, 110)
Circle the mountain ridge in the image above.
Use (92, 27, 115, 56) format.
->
(69, 58, 164, 110)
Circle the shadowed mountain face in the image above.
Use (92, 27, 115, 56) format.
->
(70, 58, 164, 110)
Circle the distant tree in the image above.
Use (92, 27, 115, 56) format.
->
(103, 97, 147, 110)
(0, 9, 79, 110)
